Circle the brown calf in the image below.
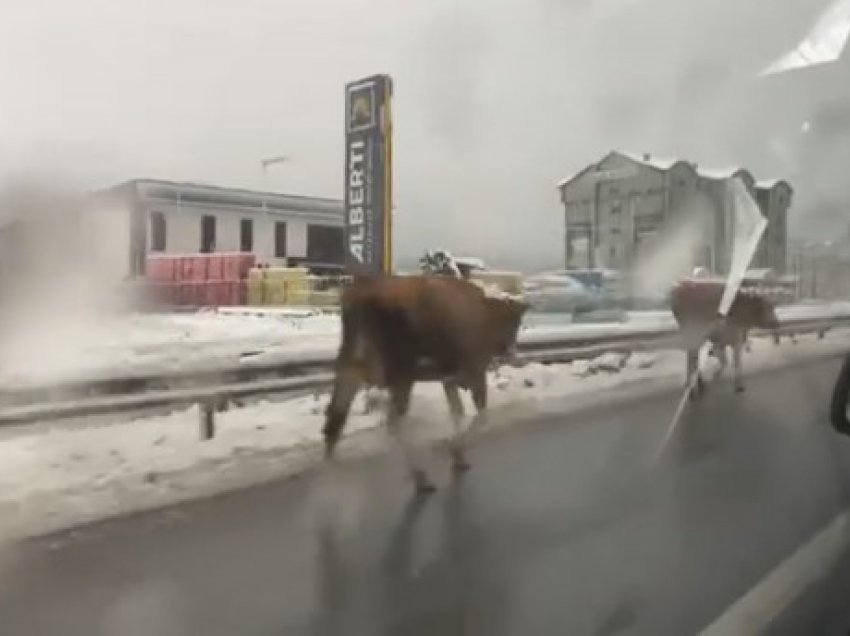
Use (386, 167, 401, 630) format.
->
(671, 279, 780, 396)
(323, 274, 528, 491)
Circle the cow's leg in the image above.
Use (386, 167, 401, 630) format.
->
(732, 338, 745, 393)
(451, 375, 488, 472)
(442, 380, 468, 472)
(686, 348, 697, 384)
(323, 365, 361, 459)
(686, 348, 704, 399)
(714, 343, 728, 379)
(386, 380, 435, 494)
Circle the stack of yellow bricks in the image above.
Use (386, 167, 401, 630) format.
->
(247, 267, 344, 307)
(247, 268, 521, 307)
(247, 267, 308, 306)
(469, 271, 523, 295)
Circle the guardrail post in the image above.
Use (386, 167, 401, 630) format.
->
(199, 400, 216, 440)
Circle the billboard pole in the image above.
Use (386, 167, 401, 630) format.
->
(343, 74, 394, 276)
(382, 77, 393, 274)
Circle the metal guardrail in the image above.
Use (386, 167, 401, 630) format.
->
(0, 374, 336, 436)
(0, 315, 845, 435)
(0, 325, 679, 406)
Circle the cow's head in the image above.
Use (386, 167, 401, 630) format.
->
(753, 295, 780, 331)
(484, 296, 530, 362)
(730, 293, 780, 344)
(756, 296, 781, 344)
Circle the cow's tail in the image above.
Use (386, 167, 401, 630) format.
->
(323, 301, 368, 458)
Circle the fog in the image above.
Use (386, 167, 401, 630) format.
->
(0, 178, 134, 385)
(1, 0, 846, 270)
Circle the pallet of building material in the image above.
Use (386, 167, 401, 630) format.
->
(203, 280, 247, 306)
(285, 280, 312, 306)
(247, 268, 266, 305)
(308, 289, 341, 307)
(145, 255, 178, 282)
(178, 281, 205, 307)
(262, 266, 309, 280)
(181, 256, 207, 282)
(471, 271, 523, 295)
(246, 266, 309, 305)
(207, 255, 225, 281)
(222, 253, 257, 281)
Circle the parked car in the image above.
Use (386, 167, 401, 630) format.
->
(522, 271, 603, 313)
(565, 268, 630, 308)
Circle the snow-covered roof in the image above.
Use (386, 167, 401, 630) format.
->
(623, 152, 750, 181)
(617, 151, 679, 171)
(697, 166, 744, 180)
(556, 166, 590, 189)
(556, 151, 673, 189)
(756, 178, 791, 190)
(556, 150, 764, 190)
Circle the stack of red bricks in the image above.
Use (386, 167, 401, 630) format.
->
(144, 253, 256, 308)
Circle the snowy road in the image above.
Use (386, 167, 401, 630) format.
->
(2, 353, 850, 634)
(1, 329, 849, 542)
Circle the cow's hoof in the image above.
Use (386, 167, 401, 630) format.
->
(452, 456, 472, 474)
(689, 378, 705, 399)
(412, 470, 436, 494)
(689, 381, 707, 401)
(450, 445, 471, 473)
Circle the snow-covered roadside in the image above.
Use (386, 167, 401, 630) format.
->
(2, 301, 849, 390)
(0, 310, 342, 389)
(1, 330, 848, 542)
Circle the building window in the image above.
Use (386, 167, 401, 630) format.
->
(610, 245, 616, 260)
(200, 215, 216, 253)
(611, 203, 622, 215)
(611, 227, 621, 235)
(240, 219, 253, 252)
(150, 212, 166, 252)
(307, 225, 344, 264)
(274, 221, 287, 258)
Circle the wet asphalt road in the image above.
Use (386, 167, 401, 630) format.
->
(3, 355, 850, 635)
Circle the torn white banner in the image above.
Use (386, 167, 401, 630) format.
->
(760, 0, 850, 76)
(718, 178, 768, 316)
(654, 177, 767, 461)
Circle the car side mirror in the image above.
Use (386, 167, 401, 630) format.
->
(830, 353, 850, 436)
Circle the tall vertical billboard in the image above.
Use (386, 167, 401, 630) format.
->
(344, 74, 393, 274)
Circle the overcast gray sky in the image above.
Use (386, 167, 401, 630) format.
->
(1, 0, 844, 270)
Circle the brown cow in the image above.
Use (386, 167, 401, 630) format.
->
(671, 279, 780, 396)
(323, 274, 529, 491)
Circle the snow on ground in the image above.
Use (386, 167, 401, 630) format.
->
(779, 300, 850, 321)
(2, 301, 849, 390)
(1, 329, 848, 541)
(0, 309, 341, 389)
